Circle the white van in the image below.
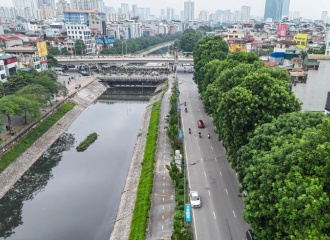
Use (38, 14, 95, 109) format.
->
(54, 67, 63, 75)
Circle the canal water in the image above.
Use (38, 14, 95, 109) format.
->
(0, 101, 147, 240)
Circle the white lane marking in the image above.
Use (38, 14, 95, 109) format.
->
(163, 189, 165, 193)
(208, 190, 211, 196)
(204, 172, 206, 177)
(162, 225, 164, 230)
(163, 176, 165, 180)
(163, 206, 165, 210)
(219, 171, 222, 176)
(163, 183, 165, 186)
(233, 210, 236, 218)
(215, 157, 217, 162)
(201, 157, 203, 163)
(163, 197, 165, 201)
(225, 189, 228, 194)
(162, 215, 164, 219)
(211, 146, 213, 150)
(198, 146, 200, 151)
(213, 211, 216, 219)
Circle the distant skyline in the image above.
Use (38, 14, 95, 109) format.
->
(1, 0, 330, 20)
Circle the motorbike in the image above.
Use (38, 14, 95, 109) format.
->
(208, 133, 211, 139)
(199, 132, 201, 138)
(189, 128, 191, 134)
(184, 102, 187, 106)
(185, 108, 187, 113)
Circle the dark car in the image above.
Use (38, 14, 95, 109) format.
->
(198, 120, 205, 128)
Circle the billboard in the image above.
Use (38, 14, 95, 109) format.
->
(277, 24, 287, 37)
(37, 41, 48, 57)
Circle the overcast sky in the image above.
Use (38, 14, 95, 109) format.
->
(1, 0, 330, 19)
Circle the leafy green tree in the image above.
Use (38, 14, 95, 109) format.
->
(13, 95, 40, 124)
(16, 84, 50, 105)
(73, 39, 86, 55)
(179, 29, 199, 52)
(193, 36, 229, 91)
(0, 95, 21, 132)
(242, 115, 330, 240)
(61, 47, 71, 55)
(47, 54, 58, 68)
(4, 72, 34, 94)
(48, 47, 61, 56)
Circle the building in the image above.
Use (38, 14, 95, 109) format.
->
(241, 5, 251, 22)
(56, 0, 70, 16)
(40, 4, 55, 20)
(0, 7, 17, 19)
(264, 0, 290, 21)
(325, 27, 330, 55)
(321, 11, 328, 23)
(64, 9, 105, 25)
(36, 0, 56, 9)
(167, 8, 175, 20)
(198, 11, 208, 22)
(70, 0, 100, 10)
(0, 34, 24, 48)
(0, 59, 7, 82)
(12, 0, 37, 19)
(184, 0, 195, 21)
(289, 11, 300, 20)
(132, 5, 138, 17)
(65, 23, 92, 54)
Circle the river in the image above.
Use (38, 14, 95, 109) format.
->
(0, 100, 147, 240)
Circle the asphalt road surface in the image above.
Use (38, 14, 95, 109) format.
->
(178, 72, 250, 240)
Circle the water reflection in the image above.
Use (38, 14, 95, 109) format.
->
(0, 133, 75, 238)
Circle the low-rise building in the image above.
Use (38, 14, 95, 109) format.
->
(0, 59, 7, 82)
(0, 34, 24, 48)
(0, 54, 18, 79)
(65, 23, 92, 54)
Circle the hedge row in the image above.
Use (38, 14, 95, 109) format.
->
(76, 132, 98, 152)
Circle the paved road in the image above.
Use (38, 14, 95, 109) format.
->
(178, 72, 249, 240)
(148, 75, 175, 240)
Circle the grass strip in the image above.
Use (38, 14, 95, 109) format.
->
(76, 132, 98, 152)
(129, 102, 160, 240)
(0, 102, 75, 173)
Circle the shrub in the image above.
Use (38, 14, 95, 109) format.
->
(76, 132, 98, 152)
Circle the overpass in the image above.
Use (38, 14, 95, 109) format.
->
(56, 55, 193, 65)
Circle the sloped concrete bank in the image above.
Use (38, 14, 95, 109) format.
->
(0, 81, 107, 199)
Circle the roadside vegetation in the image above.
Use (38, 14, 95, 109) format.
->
(0, 102, 75, 173)
(194, 36, 330, 239)
(101, 33, 182, 55)
(166, 85, 193, 240)
(76, 133, 98, 152)
(129, 102, 160, 240)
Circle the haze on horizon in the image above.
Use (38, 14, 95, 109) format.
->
(1, 0, 329, 20)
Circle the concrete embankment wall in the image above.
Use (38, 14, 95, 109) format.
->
(0, 81, 107, 199)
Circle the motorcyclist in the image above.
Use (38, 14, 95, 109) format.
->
(189, 128, 191, 134)
(199, 132, 201, 138)
(185, 107, 187, 112)
(184, 102, 186, 106)
(208, 133, 210, 139)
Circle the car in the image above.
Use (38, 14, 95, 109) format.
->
(75, 84, 81, 89)
(198, 120, 205, 128)
(61, 72, 69, 76)
(189, 191, 201, 208)
(80, 71, 90, 76)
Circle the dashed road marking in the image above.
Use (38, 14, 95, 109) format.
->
(213, 211, 216, 219)
(211, 146, 213, 150)
(162, 225, 164, 230)
(208, 190, 211, 196)
(162, 215, 164, 219)
(219, 171, 222, 176)
(201, 157, 203, 162)
(233, 210, 236, 218)
(163, 197, 165, 201)
(204, 172, 206, 177)
(215, 157, 217, 162)
(225, 189, 228, 194)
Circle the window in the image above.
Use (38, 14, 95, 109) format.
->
(0, 65, 4, 71)
(79, 31, 82, 34)
(1, 74, 5, 79)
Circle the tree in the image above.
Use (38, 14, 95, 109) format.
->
(0, 95, 21, 132)
(16, 84, 51, 105)
(61, 47, 71, 55)
(47, 54, 58, 68)
(241, 115, 330, 239)
(193, 36, 229, 91)
(73, 39, 86, 55)
(179, 29, 199, 52)
(4, 72, 34, 94)
(13, 95, 40, 124)
(48, 47, 61, 56)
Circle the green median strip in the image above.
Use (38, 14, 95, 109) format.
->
(0, 102, 75, 173)
(76, 132, 98, 152)
(129, 102, 160, 240)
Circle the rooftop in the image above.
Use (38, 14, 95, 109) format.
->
(64, 9, 104, 14)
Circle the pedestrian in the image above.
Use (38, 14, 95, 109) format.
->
(68, 81, 69, 84)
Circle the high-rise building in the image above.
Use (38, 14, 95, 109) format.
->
(241, 5, 251, 22)
(167, 8, 175, 20)
(121, 3, 129, 14)
(264, 0, 290, 21)
(36, 0, 56, 10)
(13, 0, 37, 19)
(56, 0, 70, 16)
(321, 11, 328, 23)
(184, 0, 194, 21)
(198, 10, 208, 22)
(145, 8, 150, 20)
(70, 0, 102, 10)
(289, 11, 300, 20)
(132, 5, 138, 17)
(40, 3, 55, 19)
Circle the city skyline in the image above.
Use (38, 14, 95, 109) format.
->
(1, 0, 330, 20)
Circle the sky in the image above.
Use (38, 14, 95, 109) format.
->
(1, 0, 330, 20)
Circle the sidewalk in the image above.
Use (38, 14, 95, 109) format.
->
(0, 74, 97, 142)
(147, 75, 175, 239)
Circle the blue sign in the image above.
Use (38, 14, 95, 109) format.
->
(178, 129, 183, 139)
(185, 204, 191, 222)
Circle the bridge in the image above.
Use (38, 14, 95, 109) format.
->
(98, 75, 167, 87)
(56, 55, 194, 65)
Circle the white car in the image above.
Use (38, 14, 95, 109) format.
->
(189, 191, 201, 208)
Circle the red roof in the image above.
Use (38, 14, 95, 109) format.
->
(291, 57, 301, 61)
(264, 62, 277, 67)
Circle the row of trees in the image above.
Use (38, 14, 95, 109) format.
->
(100, 33, 182, 55)
(193, 36, 330, 239)
(0, 71, 67, 134)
